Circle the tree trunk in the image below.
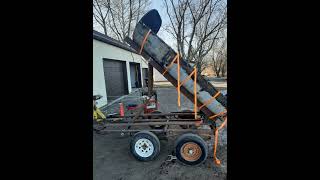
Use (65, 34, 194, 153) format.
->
(216, 70, 220, 77)
(196, 63, 202, 76)
(221, 63, 226, 77)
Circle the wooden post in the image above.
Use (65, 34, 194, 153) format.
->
(148, 62, 153, 97)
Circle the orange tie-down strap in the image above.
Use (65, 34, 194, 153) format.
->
(162, 53, 179, 75)
(199, 91, 221, 110)
(139, 29, 152, 54)
(178, 69, 195, 88)
(209, 110, 227, 120)
(213, 116, 227, 165)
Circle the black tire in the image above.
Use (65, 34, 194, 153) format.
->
(175, 133, 208, 166)
(148, 111, 166, 129)
(130, 131, 160, 161)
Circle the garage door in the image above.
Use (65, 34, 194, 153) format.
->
(103, 59, 128, 101)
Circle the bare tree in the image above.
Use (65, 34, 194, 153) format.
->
(221, 59, 227, 77)
(221, 44, 227, 77)
(93, 0, 151, 42)
(163, 0, 189, 58)
(93, 0, 110, 35)
(212, 36, 227, 77)
(163, 0, 227, 75)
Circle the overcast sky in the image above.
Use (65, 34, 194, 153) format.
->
(149, 0, 175, 47)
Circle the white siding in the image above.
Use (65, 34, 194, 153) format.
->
(93, 39, 148, 107)
(153, 67, 168, 82)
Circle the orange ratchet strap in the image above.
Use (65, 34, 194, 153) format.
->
(162, 53, 197, 119)
(139, 29, 152, 54)
(213, 116, 227, 165)
(193, 68, 197, 119)
(179, 70, 195, 88)
(199, 91, 221, 110)
(209, 110, 227, 120)
(162, 54, 179, 75)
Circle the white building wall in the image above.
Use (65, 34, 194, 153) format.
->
(93, 39, 148, 107)
(153, 68, 168, 82)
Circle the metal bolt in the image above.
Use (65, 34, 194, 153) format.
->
(189, 149, 193, 155)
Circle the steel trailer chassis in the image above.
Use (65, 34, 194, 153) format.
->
(94, 111, 221, 166)
(94, 112, 214, 134)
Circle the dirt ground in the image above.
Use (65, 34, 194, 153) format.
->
(94, 84, 227, 180)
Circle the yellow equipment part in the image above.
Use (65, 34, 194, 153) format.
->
(93, 104, 106, 122)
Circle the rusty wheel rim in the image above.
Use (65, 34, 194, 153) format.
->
(180, 142, 202, 162)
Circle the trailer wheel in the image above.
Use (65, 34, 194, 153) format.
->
(148, 111, 166, 129)
(175, 133, 208, 166)
(130, 131, 160, 161)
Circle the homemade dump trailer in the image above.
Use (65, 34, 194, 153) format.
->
(94, 9, 227, 166)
